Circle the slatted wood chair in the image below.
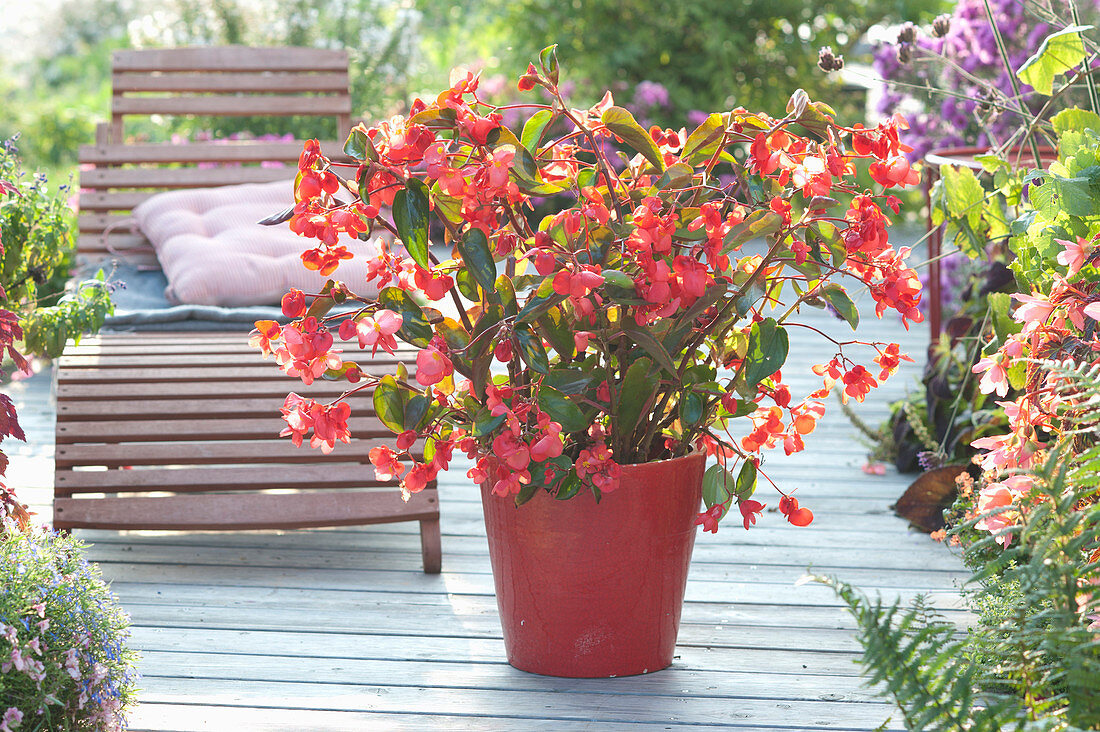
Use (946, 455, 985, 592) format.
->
(54, 46, 441, 573)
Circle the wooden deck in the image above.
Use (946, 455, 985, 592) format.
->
(11, 265, 968, 731)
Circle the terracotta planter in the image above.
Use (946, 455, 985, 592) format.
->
(479, 451, 706, 677)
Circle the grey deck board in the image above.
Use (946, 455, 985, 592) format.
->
(9, 236, 967, 731)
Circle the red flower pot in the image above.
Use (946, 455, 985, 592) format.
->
(480, 451, 705, 677)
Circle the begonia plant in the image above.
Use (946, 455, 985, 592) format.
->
(253, 48, 924, 531)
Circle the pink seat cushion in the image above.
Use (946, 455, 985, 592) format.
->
(133, 180, 379, 306)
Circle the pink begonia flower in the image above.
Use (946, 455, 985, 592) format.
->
(974, 481, 1026, 547)
(1084, 301, 1100, 321)
(347, 309, 403, 355)
(1055, 237, 1089, 275)
(972, 353, 1009, 397)
(416, 345, 453, 386)
(1012, 292, 1056, 329)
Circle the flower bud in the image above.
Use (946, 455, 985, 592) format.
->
(931, 13, 950, 38)
(896, 22, 916, 45)
(896, 42, 912, 65)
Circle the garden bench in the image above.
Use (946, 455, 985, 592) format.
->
(53, 46, 441, 573)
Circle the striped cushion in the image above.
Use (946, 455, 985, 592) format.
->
(134, 180, 379, 306)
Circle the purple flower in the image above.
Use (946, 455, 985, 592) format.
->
(633, 80, 670, 110)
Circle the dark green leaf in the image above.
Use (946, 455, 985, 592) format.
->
(538, 386, 588, 433)
(617, 357, 658, 436)
(457, 228, 497, 292)
(378, 286, 433, 346)
(600, 269, 635, 289)
(544, 368, 592, 395)
(820, 285, 859, 330)
(684, 364, 717, 384)
(515, 482, 540, 506)
(554, 472, 584, 500)
(404, 394, 429, 431)
(455, 270, 481, 301)
(342, 128, 377, 161)
(622, 324, 677, 374)
(392, 179, 431, 269)
(471, 409, 506, 437)
(601, 106, 666, 172)
(702, 464, 736, 511)
(679, 391, 705, 426)
(744, 318, 789, 386)
(734, 459, 758, 500)
(373, 375, 406, 433)
(515, 326, 550, 374)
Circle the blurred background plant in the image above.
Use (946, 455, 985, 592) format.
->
(1, 0, 947, 184)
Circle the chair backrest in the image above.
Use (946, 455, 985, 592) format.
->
(78, 46, 352, 268)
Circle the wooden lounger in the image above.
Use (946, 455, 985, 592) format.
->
(54, 47, 441, 573)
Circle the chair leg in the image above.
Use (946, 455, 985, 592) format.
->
(419, 516, 442, 574)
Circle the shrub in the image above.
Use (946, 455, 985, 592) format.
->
(0, 527, 139, 731)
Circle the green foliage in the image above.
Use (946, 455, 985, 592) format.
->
(0, 138, 113, 361)
(820, 360, 1100, 730)
(0, 527, 139, 729)
(475, 0, 942, 121)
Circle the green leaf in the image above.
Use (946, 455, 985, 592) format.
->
(601, 106, 666, 172)
(392, 179, 431, 269)
(373, 376, 407, 433)
(702, 464, 736, 510)
(516, 277, 567, 323)
(435, 317, 471, 352)
(600, 269, 635, 289)
(539, 305, 574, 359)
(655, 163, 693, 191)
(1052, 107, 1100, 137)
(679, 391, 705, 426)
(456, 228, 497, 292)
(1053, 170, 1100, 216)
(455, 270, 481, 301)
(622, 323, 677, 374)
(1017, 26, 1090, 96)
(617, 357, 658, 436)
(939, 164, 985, 228)
(538, 386, 588, 433)
(304, 280, 337, 320)
(554, 471, 583, 500)
(515, 326, 550, 374)
(544, 368, 592, 395)
(378, 286, 433, 346)
(538, 44, 559, 84)
(744, 318, 789, 386)
(734, 459, 758, 500)
(495, 275, 518, 315)
(820, 284, 859, 330)
(342, 128, 377, 162)
(681, 113, 726, 164)
(514, 482, 540, 506)
(521, 109, 555, 153)
(471, 409, 506, 437)
(721, 210, 784, 253)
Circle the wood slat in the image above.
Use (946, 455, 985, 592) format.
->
(80, 166, 294, 189)
(54, 437, 376, 468)
(79, 140, 344, 166)
(57, 365, 312, 383)
(112, 95, 352, 118)
(54, 415, 396, 443)
(56, 383, 346, 405)
(57, 396, 364, 421)
(113, 71, 349, 94)
(54, 463, 395, 494)
(111, 47, 349, 73)
(54, 488, 438, 531)
(58, 351, 412, 369)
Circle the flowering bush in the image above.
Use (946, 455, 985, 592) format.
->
(254, 48, 924, 531)
(0, 524, 138, 731)
(872, 0, 1100, 162)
